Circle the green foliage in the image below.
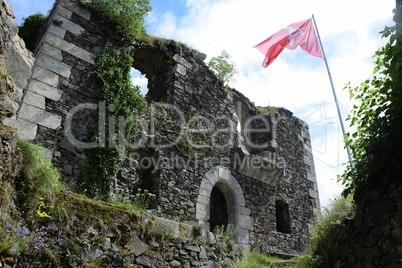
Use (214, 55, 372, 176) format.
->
(291, 254, 317, 268)
(139, 34, 195, 51)
(18, 13, 46, 51)
(52, 19, 63, 27)
(84, 0, 152, 42)
(77, 45, 145, 199)
(293, 196, 354, 267)
(339, 23, 402, 196)
(0, 221, 50, 256)
(191, 224, 203, 240)
(257, 106, 281, 116)
(92, 46, 145, 114)
(233, 251, 282, 268)
(132, 188, 156, 210)
(16, 139, 65, 214)
(112, 188, 156, 216)
(208, 50, 238, 86)
(36, 197, 53, 219)
(213, 224, 238, 241)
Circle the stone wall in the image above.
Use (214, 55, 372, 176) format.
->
(325, 161, 402, 267)
(131, 38, 320, 253)
(4, 0, 128, 181)
(4, 0, 321, 255)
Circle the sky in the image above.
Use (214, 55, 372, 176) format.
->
(7, 0, 396, 209)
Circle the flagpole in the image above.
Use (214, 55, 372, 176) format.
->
(311, 14, 353, 163)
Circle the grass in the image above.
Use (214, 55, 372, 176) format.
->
(138, 33, 196, 51)
(256, 106, 281, 116)
(15, 139, 67, 219)
(17, 139, 66, 194)
(290, 195, 355, 268)
(233, 251, 283, 268)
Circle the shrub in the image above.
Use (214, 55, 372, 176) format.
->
(208, 50, 238, 86)
(291, 196, 355, 267)
(18, 13, 46, 51)
(339, 22, 402, 196)
(213, 224, 238, 241)
(84, 0, 152, 43)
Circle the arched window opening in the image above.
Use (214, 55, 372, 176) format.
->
(130, 68, 149, 97)
(276, 200, 291, 234)
(209, 185, 229, 231)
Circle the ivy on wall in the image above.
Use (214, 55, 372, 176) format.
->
(78, 46, 145, 199)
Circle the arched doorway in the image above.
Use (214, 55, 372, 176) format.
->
(210, 184, 229, 231)
(196, 166, 253, 250)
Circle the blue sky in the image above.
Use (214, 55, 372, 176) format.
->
(7, 0, 396, 208)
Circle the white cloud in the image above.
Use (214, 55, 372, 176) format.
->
(145, 0, 395, 209)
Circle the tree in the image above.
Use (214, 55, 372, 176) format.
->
(208, 50, 238, 86)
(339, 22, 402, 196)
(18, 13, 46, 51)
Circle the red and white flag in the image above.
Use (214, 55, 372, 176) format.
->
(254, 18, 323, 68)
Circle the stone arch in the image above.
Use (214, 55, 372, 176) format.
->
(196, 166, 252, 250)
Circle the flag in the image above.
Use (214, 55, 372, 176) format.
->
(254, 18, 323, 68)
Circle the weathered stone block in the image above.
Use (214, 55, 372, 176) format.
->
(3, 117, 37, 140)
(196, 202, 210, 221)
(45, 33, 94, 64)
(32, 66, 59, 87)
(173, 54, 193, 69)
(36, 54, 71, 78)
(238, 215, 253, 230)
(48, 24, 66, 38)
(61, 0, 91, 20)
(238, 206, 251, 216)
(42, 43, 63, 61)
(55, 4, 73, 19)
(19, 103, 62, 130)
(53, 13, 85, 36)
(28, 79, 63, 101)
(309, 189, 319, 199)
(218, 166, 230, 180)
(173, 63, 187, 76)
(23, 91, 46, 109)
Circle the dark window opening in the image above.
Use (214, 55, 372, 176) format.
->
(210, 185, 228, 231)
(276, 200, 291, 234)
(135, 155, 158, 209)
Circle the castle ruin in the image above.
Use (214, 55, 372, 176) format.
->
(3, 0, 320, 254)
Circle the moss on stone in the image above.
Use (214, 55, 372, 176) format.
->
(256, 106, 282, 116)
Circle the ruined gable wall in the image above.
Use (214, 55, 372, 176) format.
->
(132, 40, 320, 253)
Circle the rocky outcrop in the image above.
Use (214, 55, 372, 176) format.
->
(0, 0, 34, 120)
(0, 191, 243, 268)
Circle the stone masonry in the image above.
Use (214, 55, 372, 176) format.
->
(5, 0, 321, 254)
